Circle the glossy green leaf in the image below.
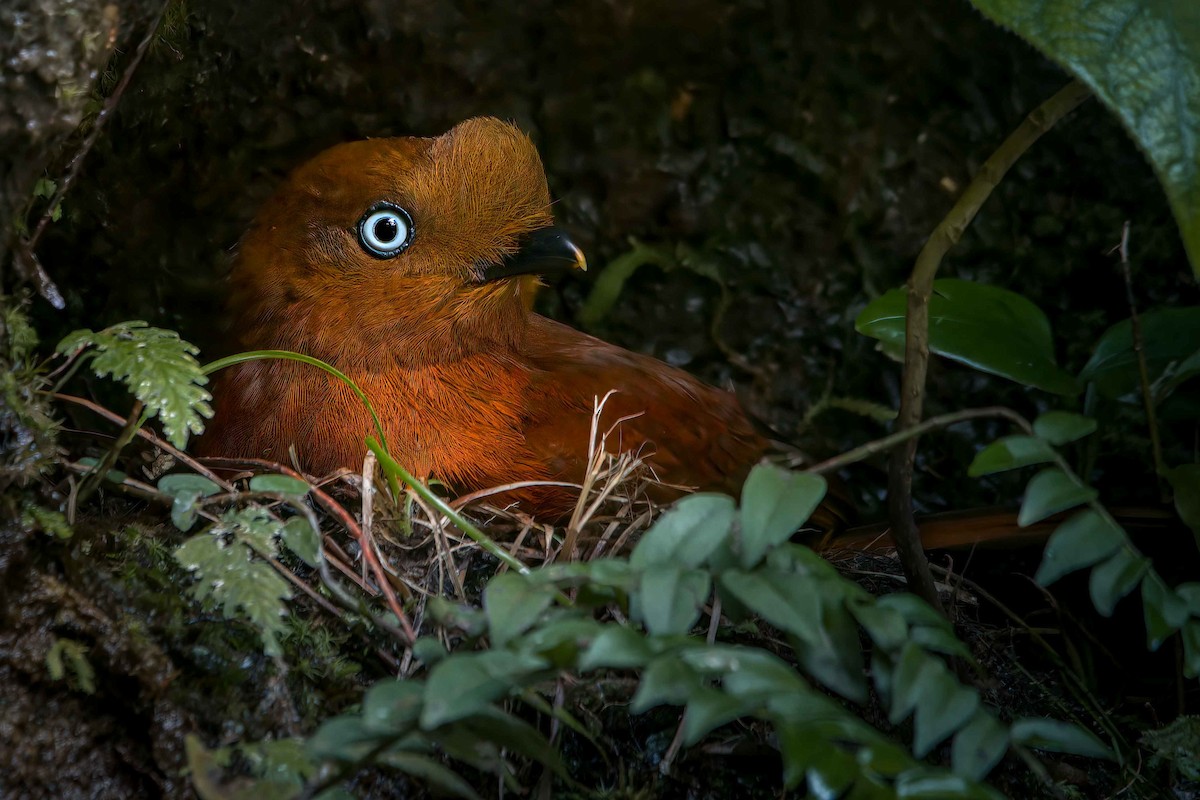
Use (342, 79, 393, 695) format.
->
(1033, 411, 1097, 445)
(1018, 468, 1097, 526)
(1182, 619, 1200, 679)
(855, 279, 1081, 394)
(1089, 548, 1150, 616)
(1080, 308, 1200, 399)
(877, 592, 953, 632)
(158, 473, 222, 497)
(280, 516, 320, 567)
(967, 436, 1056, 477)
(248, 474, 311, 496)
(962, 1, 1200, 273)
(630, 493, 735, 569)
(719, 569, 823, 645)
(483, 572, 556, 647)
(578, 625, 656, 670)
(159, 474, 223, 533)
(910, 625, 976, 663)
(777, 724, 831, 789)
(1034, 509, 1125, 586)
(1142, 574, 1191, 650)
(889, 643, 937, 726)
(895, 769, 1005, 799)
(637, 566, 711, 636)
(1010, 718, 1114, 760)
(363, 680, 423, 733)
(630, 655, 702, 713)
(914, 673, 979, 758)
(380, 752, 483, 800)
(738, 464, 828, 567)
(460, 706, 568, 777)
(856, 740, 914, 778)
(681, 687, 760, 746)
(306, 715, 378, 762)
(806, 746, 858, 800)
(951, 710, 1009, 781)
(420, 650, 548, 728)
(849, 598, 909, 652)
(1165, 464, 1200, 541)
(791, 596, 869, 704)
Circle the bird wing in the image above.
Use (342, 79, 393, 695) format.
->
(518, 317, 768, 497)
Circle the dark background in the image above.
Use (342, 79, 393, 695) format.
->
(1, 2, 1196, 796)
(19, 0, 1193, 513)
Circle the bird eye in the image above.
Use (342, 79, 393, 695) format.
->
(357, 203, 413, 258)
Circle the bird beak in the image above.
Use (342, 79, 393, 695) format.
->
(480, 226, 587, 282)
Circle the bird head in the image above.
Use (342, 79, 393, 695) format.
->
(227, 117, 586, 366)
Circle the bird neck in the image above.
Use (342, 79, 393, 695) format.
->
(232, 274, 532, 371)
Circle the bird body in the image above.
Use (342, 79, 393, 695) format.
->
(199, 117, 767, 516)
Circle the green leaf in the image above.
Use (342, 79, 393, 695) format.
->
(630, 654, 703, 713)
(175, 516, 291, 656)
(636, 566, 711, 636)
(1033, 411, 1097, 445)
(910, 625, 976, 663)
(877, 592, 953, 631)
(855, 279, 1081, 394)
(1035, 509, 1126, 586)
(518, 617, 604, 665)
(791, 593, 869, 704)
(913, 671, 980, 758)
(1142, 573, 1191, 650)
(158, 474, 222, 497)
(57, 321, 213, 448)
(681, 687, 760, 746)
(630, 493, 735, 569)
(1089, 548, 1150, 616)
(460, 706, 568, 777)
(280, 516, 321, 567)
(849, 598, 909, 652)
(578, 625, 656, 670)
(420, 650, 548, 728)
(1081, 308, 1200, 399)
(1165, 464, 1200, 541)
(380, 752, 483, 800)
(363, 680, 424, 733)
(483, 572, 557, 647)
(248, 474, 311, 496)
(307, 715, 379, 762)
(158, 474, 222, 532)
(962, 1, 1200, 273)
(967, 435, 1056, 477)
(895, 769, 1005, 799)
(805, 745, 858, 800)
(951, 710, 1009, 781)
(1010, 718, 1114, 760)
(1018, 468, 1098, 526)
(738, 464, 828, 567)
(889, 643, 937, 725)
(719, 568, 823, 645)
(1182, 619, 1200, 679)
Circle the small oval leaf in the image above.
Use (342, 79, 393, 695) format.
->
(1018, 468, 1097, 526)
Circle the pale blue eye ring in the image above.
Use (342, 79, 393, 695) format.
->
(357, 202, 413, 258)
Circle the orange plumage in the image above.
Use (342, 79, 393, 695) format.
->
(198, 117, 768, 517)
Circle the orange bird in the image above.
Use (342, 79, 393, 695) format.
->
(199, 117, 769, 517)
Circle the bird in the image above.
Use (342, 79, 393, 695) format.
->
(197, 117, 777, 520)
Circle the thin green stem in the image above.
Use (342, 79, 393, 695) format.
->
(367, 436, 529, 574)
(887, 79, 1092, 613)
(202, 349, 402, 500)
